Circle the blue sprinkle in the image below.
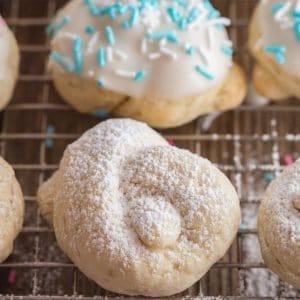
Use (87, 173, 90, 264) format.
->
(147, 31, 179, 43)
(204, 0, 220, 19)
(264, 172, 275, 183)
(271, 2, 285, 14)
(195, 65, 214, 80)
(178, 18, 188, 30)
(167, 7, 182, 23)
(122, 6, 139, 28)
(97, 78, 105, 87)
(186, 46, 196, 55)
(105, 26, 116, 45)
(50, 52, 74, 72)
(45, 125, 55, 148)
(97, 48, 107, 68)
(73, 37, 84, 74)
(85, 24, 95, 34)
(294, 22, 300, 42)
(221, 46, 234, 56)
(134, 70, 147, 81)
(46, 15, 71, 35)
(265, 44, 286, 64)
(187, 7, 199, 23)
(91, 109, 109, 118)
(83, 0, 99, 15)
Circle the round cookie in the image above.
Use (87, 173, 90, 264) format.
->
(249, 0, 300, 101)
(47, 0, 246, 128)
(0, 15, 19, 108)
(37, 118, 241, 297)
(0, 156, 24, 263)
(258, 159, 300, 289)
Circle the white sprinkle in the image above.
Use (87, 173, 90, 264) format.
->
(207, 26, 214, 49)
(223, 40, 233, 47)
(159, 38, 167, 48)
(280, 19, 294, 29)
(160, 47, 178, 60)
(141, 38, 148, 53)
(107, 47, 113, 62)
(274, 2, 292, 21)
(148, 52, 161, 60)
(51, 32, 77, 45)
(114, 50, 127, 61)
(86, 32, 100, 54)
(115, 69, 135, 78)
(198, 47, 210, 65)
(208, 17, 231, 26)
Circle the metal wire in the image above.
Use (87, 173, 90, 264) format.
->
(0, 0, 300, 299)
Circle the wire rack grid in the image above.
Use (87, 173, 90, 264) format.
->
(0, 0, 300, 299)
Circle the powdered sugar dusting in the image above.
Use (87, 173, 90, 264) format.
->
(39, 118, 240, 296)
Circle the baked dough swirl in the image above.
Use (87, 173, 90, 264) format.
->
(37, 118, 241, 296)
(258, 159, 300, 289)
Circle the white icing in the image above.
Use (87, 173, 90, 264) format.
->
(259, 0, 300, 77)
(0, 16, 11, 81)
(49, 0, 233, 100)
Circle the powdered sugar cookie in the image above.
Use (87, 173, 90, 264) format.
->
(37, 118, 241, 296)
(258, 159, 300, 289)
(0, 156, 24, 263)
(47, 0, 246, 128)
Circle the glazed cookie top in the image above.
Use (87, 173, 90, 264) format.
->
(47, 0, 233, 100)
(258, 0, 300, 76)
(0, 16, 11, 81)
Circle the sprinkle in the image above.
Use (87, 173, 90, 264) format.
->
(167, 138, 175, 146)
(73, 37, 84, 74)
(45, 125, 55, 148)
(105, 26, 116, 45)
(271, 2, 285, 15)
(187, 7, 200, 24)
(7, 270, 17, 285)
(160, 47, 178, 60)
(83, 0, 99, 15)
(186, 46, 196, 55)
(123, 6, 139, 28)
(283, 154, 294, 166)
(149, 52, 161, 60)
(264, 172, 275, 183)
(273, 2, 291, 21)
(207, 26, 214, 49)
(141, 38, 148, 53)
(91, 109, 109, 118)
(195, 65, 214, 80)
(198, 47, 210, 65)
(107, 47, 113, 62)
(134, 70, 147, 81)
(46, 15, 71, 35)
(221, 46, 234, 56)
(97, 48, 107, 68)
(115, 69, 136, 78)
(294, 21, 300, 42)
(147, 31, 179, 43)
(114, 50, 127, 61)
(208, 17, 231, 27)
(264, 44, 286, 64)
(97, 78, 105, 88)
(85, 24, 95, 34)
(50, 52, 74, 72)
(86, 32, 99, 53)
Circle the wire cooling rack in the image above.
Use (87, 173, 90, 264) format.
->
(0, 0, 300, 299)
